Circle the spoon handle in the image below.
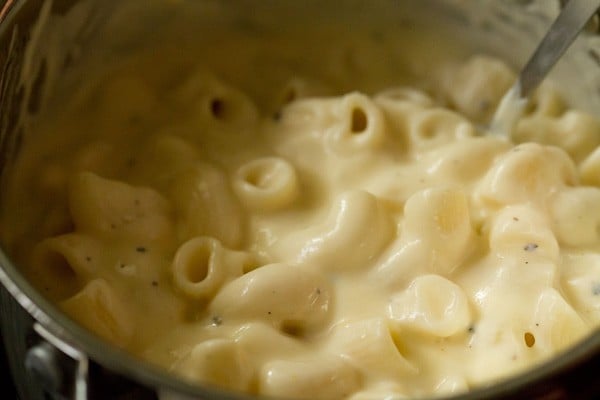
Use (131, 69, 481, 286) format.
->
(518, 0, 600, 98)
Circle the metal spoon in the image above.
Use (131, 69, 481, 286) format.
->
(491, 0, 600, 134)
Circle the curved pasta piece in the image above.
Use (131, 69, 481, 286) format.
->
(579, 145, 600, 187)
(442, 55, 515, 122)
(273, 190, 394, 271)
(559, 111, 600, 162)
(274, 76, 335, 109)
(233, 322, 305, 363)
(325, 92, 386, 153)
(434, 375, 469, 396)
(169, 163, 244, 247)
(375, 187, 473, 287)
(60, 278, 134, 348)
(209, 263, 332, 332)
(514, 111, 600, 162)
(329, 318, 417, 379)
(489, 204, 559, 263)
(68, 172, 174, 246)
(259, 355, 362, 400)
(406, 108, 475, 150)
(172, 338, 252, 392)
(388, 275, 472, 338)
(279, 97, 332, 129)
(31, 233, 103, 300)
(421, 136, 511, 183)
(232, 157, 299, 212)
(550, 187, 600, 247)
(172, 236, 258, 300)
(465, 279, 574, 383)
(375, 87, 435, 109)
(475, 143, 578, 207)
(530, 288, 588, 352)
(171, 70, 259, 130)
(561, 253, 600, 324)
(374, 87, 433, 150)
(524, 83, 566, 118)
(271, 97, 337, 170)
(128, 134, 200, 191)
(472, 258, 557, 327)
(466, 326, 531, 384)
(276, 94, 386, 167)
(348, 382, 408, 400)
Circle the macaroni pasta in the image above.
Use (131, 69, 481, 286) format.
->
(2, 26, 600, 399)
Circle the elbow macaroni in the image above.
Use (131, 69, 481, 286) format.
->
(172, 236, 257, 300)
(4, 42, 600, 400)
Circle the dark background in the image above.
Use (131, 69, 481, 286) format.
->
(1, 331, 18, 399)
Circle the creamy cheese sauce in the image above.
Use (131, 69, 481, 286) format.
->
(2, 2, 600, 399)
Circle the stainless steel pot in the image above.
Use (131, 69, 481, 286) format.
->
(1, 1, 600, 399)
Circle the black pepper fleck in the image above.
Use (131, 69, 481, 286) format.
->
(85, 256, 92, 262)
(136, 246, 147, 253)
(211, 315, 222, 326)
(523, 243, 538, 252)
(151, 281, 158, 287)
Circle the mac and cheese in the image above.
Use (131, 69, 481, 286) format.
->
(2, 20, 600, 400)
